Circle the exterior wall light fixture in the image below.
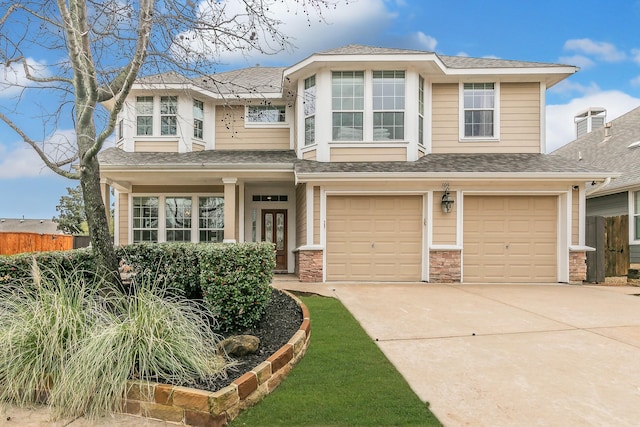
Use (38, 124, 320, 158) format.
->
(441, 182, 455, 213)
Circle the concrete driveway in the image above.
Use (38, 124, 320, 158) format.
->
(290, 282, 640, 427)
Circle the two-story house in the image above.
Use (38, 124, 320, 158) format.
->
(98, 44, 613, 283)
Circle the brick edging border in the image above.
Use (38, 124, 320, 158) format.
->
(121, 288, 311, 426)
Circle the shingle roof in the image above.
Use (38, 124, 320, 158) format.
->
(195, 67, 286, 94)
(0, 219, 64, 234)
(98, 147, 298, 168)
(295, 153, 612, 175)
(99, 148, 610, 178)
(438, 55, 572, 69)
(318, 44, 429, 56)
(552, 106, 640, 194)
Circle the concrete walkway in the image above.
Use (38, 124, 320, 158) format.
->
(276, 280, 640, 427)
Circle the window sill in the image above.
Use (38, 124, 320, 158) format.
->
(244, 122, 290, 129)
(329, 140, 409, 146)
(459, 137, 500, 143)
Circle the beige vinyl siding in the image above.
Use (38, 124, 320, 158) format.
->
(296, 184, 307, 248)
(499, 82, 540, 153)
(134, 141, 179, 152)
(118, 193, 129, 245)
(313, 186, 320, 245)
(215, 106, 290, 150)
(302, 150, 317, 160)
(329, 147, 407, 162)
(192, 142, 205, 151)
(431, 83, 459, 151)
(432, 191, 457, 245)
(431, 82, 542, 154)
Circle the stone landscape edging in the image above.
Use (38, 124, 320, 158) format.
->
(121, 288, 311, 427)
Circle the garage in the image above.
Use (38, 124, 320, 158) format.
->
(326, 195, 423, 281)
(463, 195, 557, 283)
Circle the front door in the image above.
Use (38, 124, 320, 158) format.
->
(262, 210, 287, 271)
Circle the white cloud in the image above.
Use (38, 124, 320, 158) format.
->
(175, 0, 394, 66)
(412, 32, 437, 51)
(563, 38, 626, 62)
(0, 129, 76, 178)
(549, 79, 601, 96)
(546, 91, 640, 153)
(0, 58, 50, 98)
(558, 54, 595, 69)
(631, 75, 640, 87)
(632, 49, 640, 65)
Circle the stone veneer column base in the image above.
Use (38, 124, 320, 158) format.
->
(429, 250, 461, 283)
(569, 251, 587, 284)
(295, 249, 323, 283)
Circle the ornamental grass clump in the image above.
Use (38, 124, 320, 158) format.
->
(0, 261, 102, 407)
(51, 280, 232, 419)
(0, 260, 232, 420)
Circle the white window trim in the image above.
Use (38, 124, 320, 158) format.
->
(130, 194, 224, 243)
(244, 104, 289, 128)
(458, 81, 500, 142)
(630, 190, 640, 244)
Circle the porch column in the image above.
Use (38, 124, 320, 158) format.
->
(222, 178, 237, 243)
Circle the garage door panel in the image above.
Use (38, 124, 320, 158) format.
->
(464, 195, 557, 283)
(326, 195, 422, 281)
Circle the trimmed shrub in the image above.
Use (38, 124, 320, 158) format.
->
(199, 242, 275, 332)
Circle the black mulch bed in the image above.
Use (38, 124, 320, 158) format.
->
(178, 288, 303, 393)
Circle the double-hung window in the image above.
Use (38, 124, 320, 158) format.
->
(462, 83, 497, 138)
(160, 96, 177, 135)
(332, 71, 364, 141)
(373, 71, 405, 140)
(247, 105, 286, 123)
(304, 75, 316, 146)
(165, 197, 192, 242)
(136, 96, 153, 136)
(193, 99, 204, 139)
(132, 196, 159, 242)
(199, 196, 224, 242)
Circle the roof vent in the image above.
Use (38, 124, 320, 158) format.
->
(575, 107, 606, 138)
(628, 141, 640, 149)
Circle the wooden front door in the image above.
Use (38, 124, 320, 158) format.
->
(262, 210, 287, 271)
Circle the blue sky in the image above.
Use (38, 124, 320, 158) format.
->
(2, 0, 640, 219)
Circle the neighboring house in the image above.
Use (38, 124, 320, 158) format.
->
(98, 44, 614, 284)
(0, 218, 64, 235)
(553, 106, 640, 279)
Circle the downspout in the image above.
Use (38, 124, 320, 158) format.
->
(586, 177, 611, 196)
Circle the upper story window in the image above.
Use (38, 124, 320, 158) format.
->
(372, 71, 405, 141)
(247, 105, 286, 123)
(160, 96, 178, 135)
(332, 71, 364, 141)
(462, 83, 497, 139)
(193, 99, 204, 139)
(136, 96, 153, 136)
(117, 119, 124, 140)
(304, 75, 316, 146)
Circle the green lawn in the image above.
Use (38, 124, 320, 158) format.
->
(231, 295, 441, 427)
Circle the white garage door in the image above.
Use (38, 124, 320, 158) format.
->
(464, 196, 557, 283)
(326, 195, 423, 281)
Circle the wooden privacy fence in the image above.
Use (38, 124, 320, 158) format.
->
(0, 232, 74, 255)
(586, 215, 629, 282)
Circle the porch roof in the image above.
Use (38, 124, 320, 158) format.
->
(98, 149, 616, 182)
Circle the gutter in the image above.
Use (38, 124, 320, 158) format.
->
(586, 177, 612, 196)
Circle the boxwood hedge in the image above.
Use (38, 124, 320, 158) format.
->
(0, 242, 275, 331)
